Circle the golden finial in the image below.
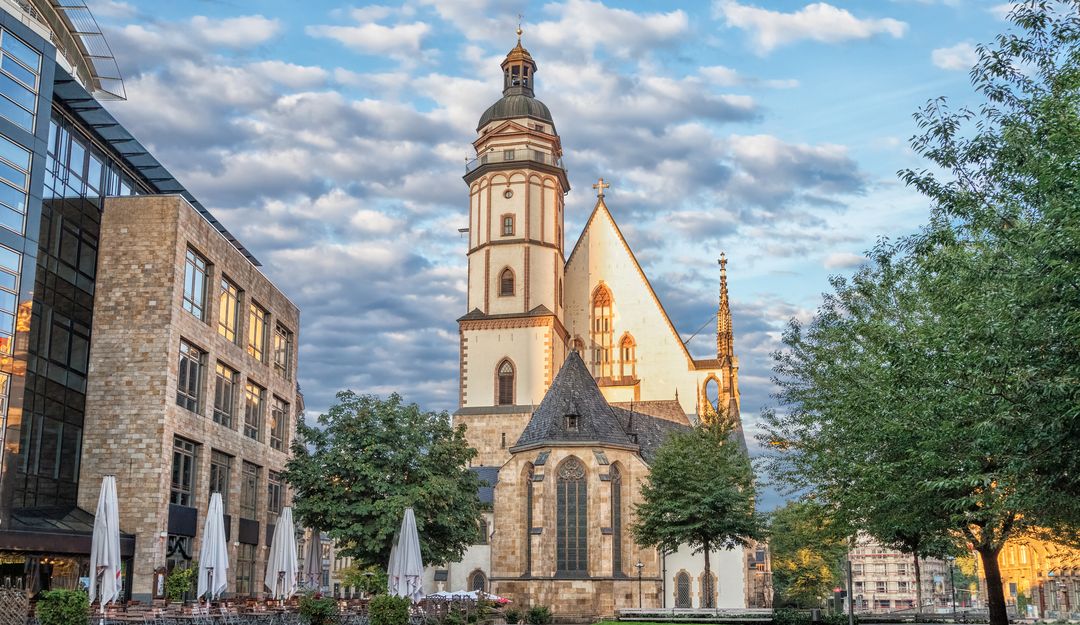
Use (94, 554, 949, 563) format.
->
(516, 13, 523, 42)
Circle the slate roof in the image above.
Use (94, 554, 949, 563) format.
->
(610, 400, 690, 425)
(512, 353, 692, 464)
(514, 351, 635, 448)
(478, 94, 554, 131)
(470, 466, 500, 505)
(611, 407, 691, 464)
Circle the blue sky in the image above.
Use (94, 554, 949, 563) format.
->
(88, 0, 1014, 502)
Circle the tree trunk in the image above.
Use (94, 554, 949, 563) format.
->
(977, 545, 1008, 625)
(703, 540, 712, 608)
(913, 554, 923, 615)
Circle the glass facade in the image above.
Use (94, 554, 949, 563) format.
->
(0, 30, 39, 133)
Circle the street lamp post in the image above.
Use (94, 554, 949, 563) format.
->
(947, 557, 957, 619)
(636, 561, 645, 609)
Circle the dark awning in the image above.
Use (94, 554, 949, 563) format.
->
(0, 506, 135, 557)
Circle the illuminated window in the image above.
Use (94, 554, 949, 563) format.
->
(270, 396, 288, 451)
(248, 302, 268, 361)
(273, 324, 293, 379)
(591, 284, 614, 377)
(218, 278, 240, 343)
(212, 363, 237, 427)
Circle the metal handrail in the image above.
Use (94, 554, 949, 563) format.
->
(465, 149, 563, 173)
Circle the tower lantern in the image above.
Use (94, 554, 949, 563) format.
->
(501, 27, 537, 97)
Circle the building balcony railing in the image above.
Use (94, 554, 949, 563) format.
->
(465, 149, 564, 173)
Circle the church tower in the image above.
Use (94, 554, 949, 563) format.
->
(699, 253, 741, 422)
(457, 30, 571, 466)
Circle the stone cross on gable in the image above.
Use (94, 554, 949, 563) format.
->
(592, 177, 610, 198)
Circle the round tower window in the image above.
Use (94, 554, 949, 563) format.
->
(503, 188, 514, 199)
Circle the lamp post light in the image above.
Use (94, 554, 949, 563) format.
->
(635, 561, 645, 609)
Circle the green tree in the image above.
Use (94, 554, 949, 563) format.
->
(768, 501, 847, 608)
(340, 564, 388, 596)
(632, 420, 765, 593)
(763, 4, 1080, 625)
(285, 392, 483, 566)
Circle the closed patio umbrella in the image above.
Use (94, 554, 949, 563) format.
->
(387, 507, 424, 602)
(302, 529, 322, 590)
(89, 476, 122, 622)
(197, 493, 229, 601)
(264, 507, 299, 600)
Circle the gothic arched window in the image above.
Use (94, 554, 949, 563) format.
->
(556, 457, 588, 575)
(469, 569, 487, 592)
(571, 337, 585, 355)
(499, 268, 515, 296)
(610, 464, 623, 576)
(497, 359, 514, 405)
(591, 284, 614, 377)
(618, 333, 636, 380)
(675, 572, 692, 608)
(701, 572, 718, 608)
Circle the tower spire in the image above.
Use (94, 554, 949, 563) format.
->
(717, 253, 733, 360)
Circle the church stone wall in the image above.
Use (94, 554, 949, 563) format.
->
(454, 409, 531, 467)
(461, 324, 553, 408)
(491, 446, 665, 618)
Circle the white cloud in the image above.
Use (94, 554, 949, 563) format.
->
(990, 3, 1019, 19)
(190, 15, 282, 48)
(931, 42, 978, 70)
(307, 21, 431, 57)
(700, 65, 799, 89)
(823, 251, 866, 269)
(532, 0, 689, 58)
(87, 0, 136, 19)
(716, 1, 908, 54)
(247, 61, 328, 89)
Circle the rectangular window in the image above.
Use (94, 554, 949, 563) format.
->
(212, 363, 237, 427)
(176, 340, 205, 413)
(244, 382, 264, 440)
(899, 581, 909, 592)
(218, 277, 241, 343)
(503, 149, 514, 161)
(502, 215, 514, 236)
(876, 581, 887, 593)
(170, 437, 197, 506)
(247, 302, 268, 362)
(267, 470, 284, 519)
(240, 461, 259, 519)
(273, 324, 293, 379)
(236, 543, 256, 596)
(270, 396, 288, 451)
(182, 248, 209, 320)
(209, 450, 232, 514)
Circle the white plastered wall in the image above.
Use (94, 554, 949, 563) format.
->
(463, 324, 552, 408)
(664, 545, 747, 608)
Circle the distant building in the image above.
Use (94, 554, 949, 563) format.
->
(849, 535, 950, 613)
(995, 537, 1079, 619)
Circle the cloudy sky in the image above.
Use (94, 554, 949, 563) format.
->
(90, 0, 1012, 502)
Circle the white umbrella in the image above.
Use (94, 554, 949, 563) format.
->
(387, 507, 424, 602)
(264, 507, 299, 600)
(197, 493, 229, 601)
(89, 476, 122, 620)
(302, 529, 322, 589)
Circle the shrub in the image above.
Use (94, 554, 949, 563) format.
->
(525, 605, 552, 625)
(504, 607, 523, 624)
(443, 607, 466, 625)
(36, 589, 89, 625)
(371, 594, 412, 625)
(772, 608, 811, 625)
(165, 565, 197, 603)
(822, 613, 856, 625)
(299, 592, 338, 625)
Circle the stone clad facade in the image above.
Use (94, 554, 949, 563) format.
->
(427, 36, 762, 619)
(78, 195, 300, 602)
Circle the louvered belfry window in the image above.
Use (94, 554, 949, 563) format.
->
(497, 360, 514, 405)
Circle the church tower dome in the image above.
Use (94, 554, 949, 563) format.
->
(476, 28, 555, 131)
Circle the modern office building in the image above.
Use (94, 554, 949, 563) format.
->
(0, 0, 299, 601)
